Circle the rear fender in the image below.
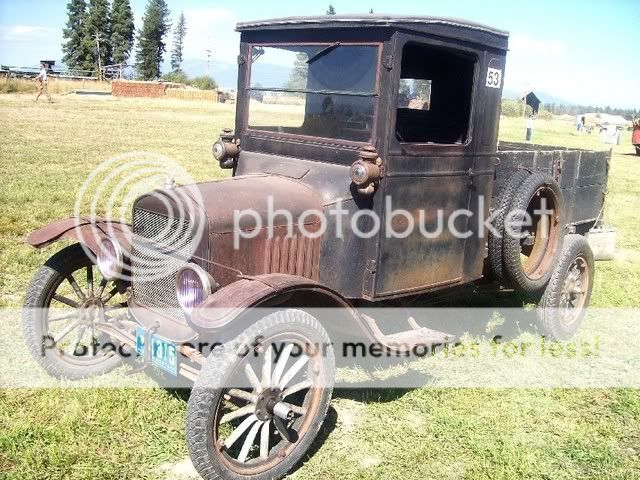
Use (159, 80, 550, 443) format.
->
(26, 217, 132, 255)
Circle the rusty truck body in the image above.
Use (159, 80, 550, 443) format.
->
(23, 15, 609, 480)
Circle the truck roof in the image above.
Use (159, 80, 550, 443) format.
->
(236, 14, 509, 50)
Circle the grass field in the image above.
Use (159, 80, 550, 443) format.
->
(1, 94, 639, 479)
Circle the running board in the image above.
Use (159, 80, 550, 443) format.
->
(361, 314, 455, 353)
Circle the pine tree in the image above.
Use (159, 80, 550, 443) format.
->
(82, 0, 112, 74)
(170, 11, 187, 72)
(326, 4, 336, 14)
(285, 52, 308, 91)
(61, 0, 91, 70)
(111, 0, 135, 64)
(135, 0, 171, 80)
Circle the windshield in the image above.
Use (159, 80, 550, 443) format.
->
(247, 44, 379, 143)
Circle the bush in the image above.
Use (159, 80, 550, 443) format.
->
(536, 109, 553, 120)
(190, 75, 218, 91)
(161, 71, 189, 84)
(500, 99, 540, 118)
(501, 99, 524, 117)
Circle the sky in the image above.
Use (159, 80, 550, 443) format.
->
(0, 0, 639, 108)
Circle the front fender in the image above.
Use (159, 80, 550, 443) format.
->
(188, 273, 372, 340)
(26, 217, 131, 254)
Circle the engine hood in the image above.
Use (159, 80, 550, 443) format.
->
(133, 174, 325, 232)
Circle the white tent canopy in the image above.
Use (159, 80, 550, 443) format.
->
(576, 113, 631, 127)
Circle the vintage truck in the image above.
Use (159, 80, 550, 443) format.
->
(23, 15, 609, 480)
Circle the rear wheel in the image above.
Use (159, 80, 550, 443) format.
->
(635, 145, 640, 156)
(537, 234, 594, 341)
(187, 309, 334, 480)
(22, 243, 130, 379)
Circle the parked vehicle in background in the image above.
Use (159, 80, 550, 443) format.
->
(22, 15, 611, 480)
(633, 118, 640, 155)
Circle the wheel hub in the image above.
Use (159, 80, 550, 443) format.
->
(78, 297, 103, 326)
(559, 257, 587, 323)
(255, 387, 283, 421)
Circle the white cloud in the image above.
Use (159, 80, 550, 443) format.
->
(176, 8, 240, 64)
(503, 33, 573, 99)
(0, 24, 61, 65)
(0, 25, 55, 42)
(509, 33, 566, 58)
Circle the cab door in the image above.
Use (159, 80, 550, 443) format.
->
(374, 36, 481, 297)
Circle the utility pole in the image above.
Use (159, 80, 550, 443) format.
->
(94, 33, 102, 81)
(205, 48, 212, 76)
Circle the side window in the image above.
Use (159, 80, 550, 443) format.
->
(395, 43, 476, 145)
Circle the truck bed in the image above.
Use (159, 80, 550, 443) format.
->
(495, 142, 610, 229)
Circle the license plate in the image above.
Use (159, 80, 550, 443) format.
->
(136, 326, 178, 376)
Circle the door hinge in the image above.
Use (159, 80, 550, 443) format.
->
(366, 259, 377, 274)
(382, 54, 394, 70)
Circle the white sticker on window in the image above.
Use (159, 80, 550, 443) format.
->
(486, 68, 502, 88)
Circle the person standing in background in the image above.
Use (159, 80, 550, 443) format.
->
(34, 63, 53, 103)
(525, 114, 534, 142)
(633, 118, 640, 156)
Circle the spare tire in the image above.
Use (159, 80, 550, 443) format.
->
(502, 173, 565, 295)
(488, 169, 530, 281)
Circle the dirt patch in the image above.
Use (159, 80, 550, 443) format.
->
(157, 457, 199, 479)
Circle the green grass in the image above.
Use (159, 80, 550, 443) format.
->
(1, 95, 639, 479)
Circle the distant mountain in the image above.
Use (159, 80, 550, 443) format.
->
(178, 58, 292, 90)
(167, 62, 580, 104)
(502, 87, 574, 106)
(179, 58, 237, 88)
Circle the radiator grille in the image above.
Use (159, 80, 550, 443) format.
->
(131, 209, 194, 318)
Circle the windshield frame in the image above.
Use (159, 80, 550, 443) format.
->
(244, 42, 383, 147)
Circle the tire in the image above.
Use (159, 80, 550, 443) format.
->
(635, 145, 640, 156)
(186, 309, 334, 480)
(537, 234, 594, 341)
(22, 243, 127, 380)
(488, 169, 530, 281)
(502, 173, 565, 295)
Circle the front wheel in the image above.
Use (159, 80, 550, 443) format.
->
(186, 309, 335, 480)
(22, 243, 130, 379)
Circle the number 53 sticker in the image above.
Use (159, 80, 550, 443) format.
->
(486, 68, 502, 88)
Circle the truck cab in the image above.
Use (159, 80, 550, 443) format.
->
(227, 15, 507, 299)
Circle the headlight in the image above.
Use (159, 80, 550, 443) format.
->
(176, 264, 214, 313)
(97, 237, 124, 280)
